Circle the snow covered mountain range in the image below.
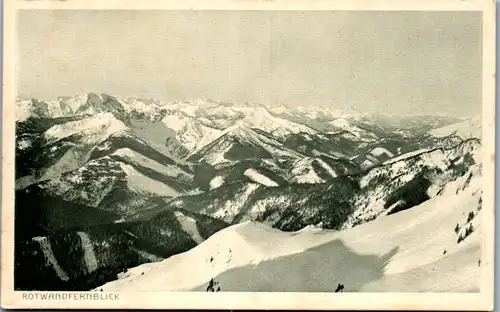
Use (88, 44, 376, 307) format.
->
(15, 93, 483, 291)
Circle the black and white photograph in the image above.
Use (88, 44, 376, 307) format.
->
(1, 0, 495, 310)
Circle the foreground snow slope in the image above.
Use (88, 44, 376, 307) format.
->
(97, 167, 482, 292)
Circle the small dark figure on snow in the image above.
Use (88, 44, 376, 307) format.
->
(206, 278, 215, 292)
(443, 249, 447, 255)
(206, 278, 221, 292)
(334, 284, 344, 293)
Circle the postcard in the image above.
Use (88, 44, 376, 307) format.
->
(1, 0, 495, 310)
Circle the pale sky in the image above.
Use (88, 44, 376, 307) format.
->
(17, 10, 482, 117)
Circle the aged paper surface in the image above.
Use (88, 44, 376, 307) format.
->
(2, 0, 495, 310)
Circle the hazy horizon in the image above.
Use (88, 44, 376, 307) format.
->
(17, 10, 482, 117)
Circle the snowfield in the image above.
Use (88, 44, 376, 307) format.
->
(111, 148, 191, 179)
(16, 98, 50, 121)
(32, 237, 70, 281)
(315, 158, 338, 178)
(243, 169, 279, 187)
(174, 211, 205, 244)
(194, 124, 304, 166)
(241, 107, 317, 138)
(76, 232, 98, 274)
(97, 166, 482, 292)
(119, 163, 181, 197)
(370, 147, 395, 158)
(204, 183, 261, 222)
(209, 176, 225, 190)
(289, 158, 325, 184)
(429, 115, 482, 140)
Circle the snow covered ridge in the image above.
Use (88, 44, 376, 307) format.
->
(44, 112, 128, 145)
(14, 94, 372, 156)
(381, 138, 481, 166)
(16, 93, 128, 122)
(38, 150, 189, 212)
(345, 138, 481, 227)
(240, 139, 479, 230)
(17, 93, 362, 126)
(189, 124, 305, 166)
(288, 157, 338, 184)
(16, 93, 472, 160)
(14, 113, 132, 190)
(16, 98, 50, 122)
(15, 107, 199, 192)
(97, 165, 482, 292)
(429, 115, 482, 140)
(17, 94, 471, 135)
(289, 158, 326, 184)
(157, 137, 480, 233)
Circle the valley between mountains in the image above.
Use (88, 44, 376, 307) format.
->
(15, 93, 483, 292)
